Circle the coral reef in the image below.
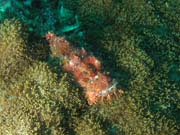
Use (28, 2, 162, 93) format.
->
(0, 62, 65, 135)
(0, 19, 31, 82)
(74, 115, 106, 135)
(0, 0, 179, 134)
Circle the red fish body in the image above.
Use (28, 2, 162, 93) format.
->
(46, 32, 123, 105)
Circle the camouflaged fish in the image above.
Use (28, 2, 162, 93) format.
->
(46, 32, 123, 105)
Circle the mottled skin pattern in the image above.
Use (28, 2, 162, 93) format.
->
(46, 32, 123, 105)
